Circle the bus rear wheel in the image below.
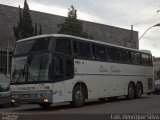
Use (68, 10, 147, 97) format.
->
(135, 83, 143, 98)
(72, 86, 85, 107)
(99, 98, 106, 103)
(108, 97, 117, 101)
(127, 83, 135, 100)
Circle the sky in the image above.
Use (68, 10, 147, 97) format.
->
(1, 0, 160, 57)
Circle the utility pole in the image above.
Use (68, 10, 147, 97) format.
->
(131, 25, 133, 48)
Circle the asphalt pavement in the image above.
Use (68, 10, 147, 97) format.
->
(0, 94, 160, 120)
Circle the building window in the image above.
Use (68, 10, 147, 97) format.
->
(0, 50, 13, 75)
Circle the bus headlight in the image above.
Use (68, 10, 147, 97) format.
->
(43, 98, 49, 103)
(11, 99, 16, 103)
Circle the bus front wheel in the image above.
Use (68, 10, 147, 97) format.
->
(72, 86, 85, 107)
(39, 103, 51, 109)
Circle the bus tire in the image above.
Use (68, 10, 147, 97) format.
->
(39, 103, 51, 109)
(99, 98, 106, 102)
(127, 83, 135, 100)
(108, 97, 117, 101)
(135, 83, 143, 98)
(72, 86, 85, 107)
(11, 102, 19, 107)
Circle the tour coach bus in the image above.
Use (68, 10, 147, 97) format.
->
(10, 34, 154, 108)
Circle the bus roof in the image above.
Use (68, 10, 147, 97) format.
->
(16, 34, 152, 55)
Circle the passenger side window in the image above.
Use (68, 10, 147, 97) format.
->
(141, 54, 150, 65)
(108, 47, 120, 62)
(92, 44, 107, 61)
(78, 41, 86, 58)
(120, 50, 131, 63)
(54, 56, 64, 81)
(54, 55, 74, 81)
(132, 52, 141, 65)
(66, 58, 74, 79)
(73, 40, 91, 59)
(56, 38, 71, 55)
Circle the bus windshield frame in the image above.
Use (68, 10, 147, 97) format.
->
(11, 37, 55, 85)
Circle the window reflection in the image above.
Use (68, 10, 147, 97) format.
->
(11, 56, 27, 83)
(28, 53, 51, 82)
(11, 53, 51, 84)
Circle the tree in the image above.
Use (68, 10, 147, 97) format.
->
(58, 5, 92, 39)
(34, 22, 38, 35)
(13, 0, 42, 40)
(39, 24, 42, 35)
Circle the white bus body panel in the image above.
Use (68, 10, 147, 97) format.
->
(73, 59, 153, 99)
(10, 58, 154, 103)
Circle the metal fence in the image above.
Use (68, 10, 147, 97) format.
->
(0, 48, 13, 75)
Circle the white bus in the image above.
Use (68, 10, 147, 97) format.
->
(10, 34, 154, 108)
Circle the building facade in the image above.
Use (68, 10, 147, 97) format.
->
(0, 4, 139, 76)
(0, 4, 139, 50)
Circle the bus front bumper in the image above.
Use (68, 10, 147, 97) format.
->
(11, 90, 52, 104)
(0, 97, 11, 105)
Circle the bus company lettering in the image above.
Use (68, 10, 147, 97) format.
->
(99, 65, 108, 72)
(99, 65, 121, 73)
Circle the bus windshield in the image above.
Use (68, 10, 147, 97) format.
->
(0, 83, 9, 92)
(11, 37, 54, 84)
(11, 53, 52, 84)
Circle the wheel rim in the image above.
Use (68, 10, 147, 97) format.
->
(129, 84, 134, 98)
(137, 84, 142, 97)
(75, 90, 84, 103)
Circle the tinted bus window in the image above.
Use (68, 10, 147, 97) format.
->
(141, 54, 150, 65)
(73, 40, 78, 56)
(54, 56, 64, 81)
(108, 47, 120, 62)
(66, 58, 74, 79)
(120, 49, 131, 63)
(73, 40, 91, 59)
(132, 52, 141, 65)
(14, 40, 34, 55)
(31, 38, 51, 52)
(56, 38, 71, 55)
(92, 44, 107, 61)
(14, 37, 51, 55)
